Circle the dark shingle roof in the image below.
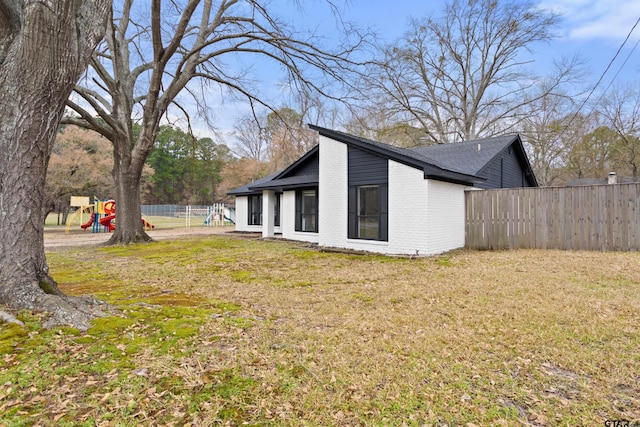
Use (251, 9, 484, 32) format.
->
(227, 127, 535, 196)
(408, 135, 519, 176)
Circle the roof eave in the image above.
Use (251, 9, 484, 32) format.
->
(250, 181, 319, 192)
(514, 135, 539, 187)
(423, 164, 486, 186)
(226, 189, 262, 196)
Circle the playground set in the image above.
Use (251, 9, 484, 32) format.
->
(65, 196, 154, 234)
(188, 203, 235, 227)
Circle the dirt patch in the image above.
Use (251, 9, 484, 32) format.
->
(44, 226, 237, 250)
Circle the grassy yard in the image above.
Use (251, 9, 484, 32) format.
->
(1, 236, 639, 426)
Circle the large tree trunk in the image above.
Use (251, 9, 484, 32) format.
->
(107, 137, 152, 244)
(0, 1, 111, 330)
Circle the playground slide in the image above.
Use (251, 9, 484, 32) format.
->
(80, 217, 94, 230)
(99, 214, 116, 232)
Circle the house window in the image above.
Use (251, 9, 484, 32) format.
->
(348, 184, 388, 241)
(295, 189, 318, 232)
(358, 185, 380, 239)
(248, 194, 262, 225)
(274, 193, 281, 227)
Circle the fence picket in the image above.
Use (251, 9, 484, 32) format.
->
(465, 183, 640, 251)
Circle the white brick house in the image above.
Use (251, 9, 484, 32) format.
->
(228, 125, 537, 256)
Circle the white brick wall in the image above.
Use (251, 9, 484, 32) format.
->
(424, 180, 467, 254)
(318, 136, 348, 248)
(319, 152, 467, 256)
(233, 195, 262, 233)
(387, 160, 429, 255)
(281, 190, 295, 239)
(235, 196, 249, 231)
(281, 190, 319, 243)
(262, 190, 275, 238)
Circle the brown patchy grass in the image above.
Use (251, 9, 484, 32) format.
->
(1, 235, 639, 426)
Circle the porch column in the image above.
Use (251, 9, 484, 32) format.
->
(262, 190, 275, 238)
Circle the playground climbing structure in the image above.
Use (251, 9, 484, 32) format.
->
(65, 197, 154, 234)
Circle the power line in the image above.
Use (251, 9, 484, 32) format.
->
(563, 16, 640, 131)
(595, 34, 640, 105)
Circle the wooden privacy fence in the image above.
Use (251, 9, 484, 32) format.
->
(465, 183, 640, 251)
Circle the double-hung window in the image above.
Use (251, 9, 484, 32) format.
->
(295, 189, 318, 232)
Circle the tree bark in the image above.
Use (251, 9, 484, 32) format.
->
(107, 134, 152, 244)
(0, 0, 111, 329)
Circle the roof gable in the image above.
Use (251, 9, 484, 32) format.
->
(404, 134, 536, 187)
(274, 145, 319, 179)
(228, 146, 320, 195)
(409, 135, 518, 176)
(308, 125, 484, 186)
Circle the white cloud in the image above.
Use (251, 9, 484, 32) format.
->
(538, 0, 640, 41)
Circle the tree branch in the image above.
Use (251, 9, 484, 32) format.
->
(64, 98, 114, 139)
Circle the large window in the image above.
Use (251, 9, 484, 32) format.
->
(295, 189, 318, 232)
(248, 194, 262, 225)
(357, 185, 380, 239)
(348, 184, 387, 241)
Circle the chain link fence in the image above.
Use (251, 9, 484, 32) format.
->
(141, 204, 235, 228)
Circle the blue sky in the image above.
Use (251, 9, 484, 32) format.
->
(206, 0, 640, 139)
(312, 0, 640, 91)
(343, 0, 640, 81)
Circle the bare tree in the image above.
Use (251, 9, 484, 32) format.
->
(64, 0, 367, 244)
(233, 114, 270, 162)
(265, 107, 318, 171)
(597, 84, 640, 180)
(0, 0, 110, 329)
(520, 86, 582, 186)
(363, 0, 582, 144)
(343, 105, 433, 147)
